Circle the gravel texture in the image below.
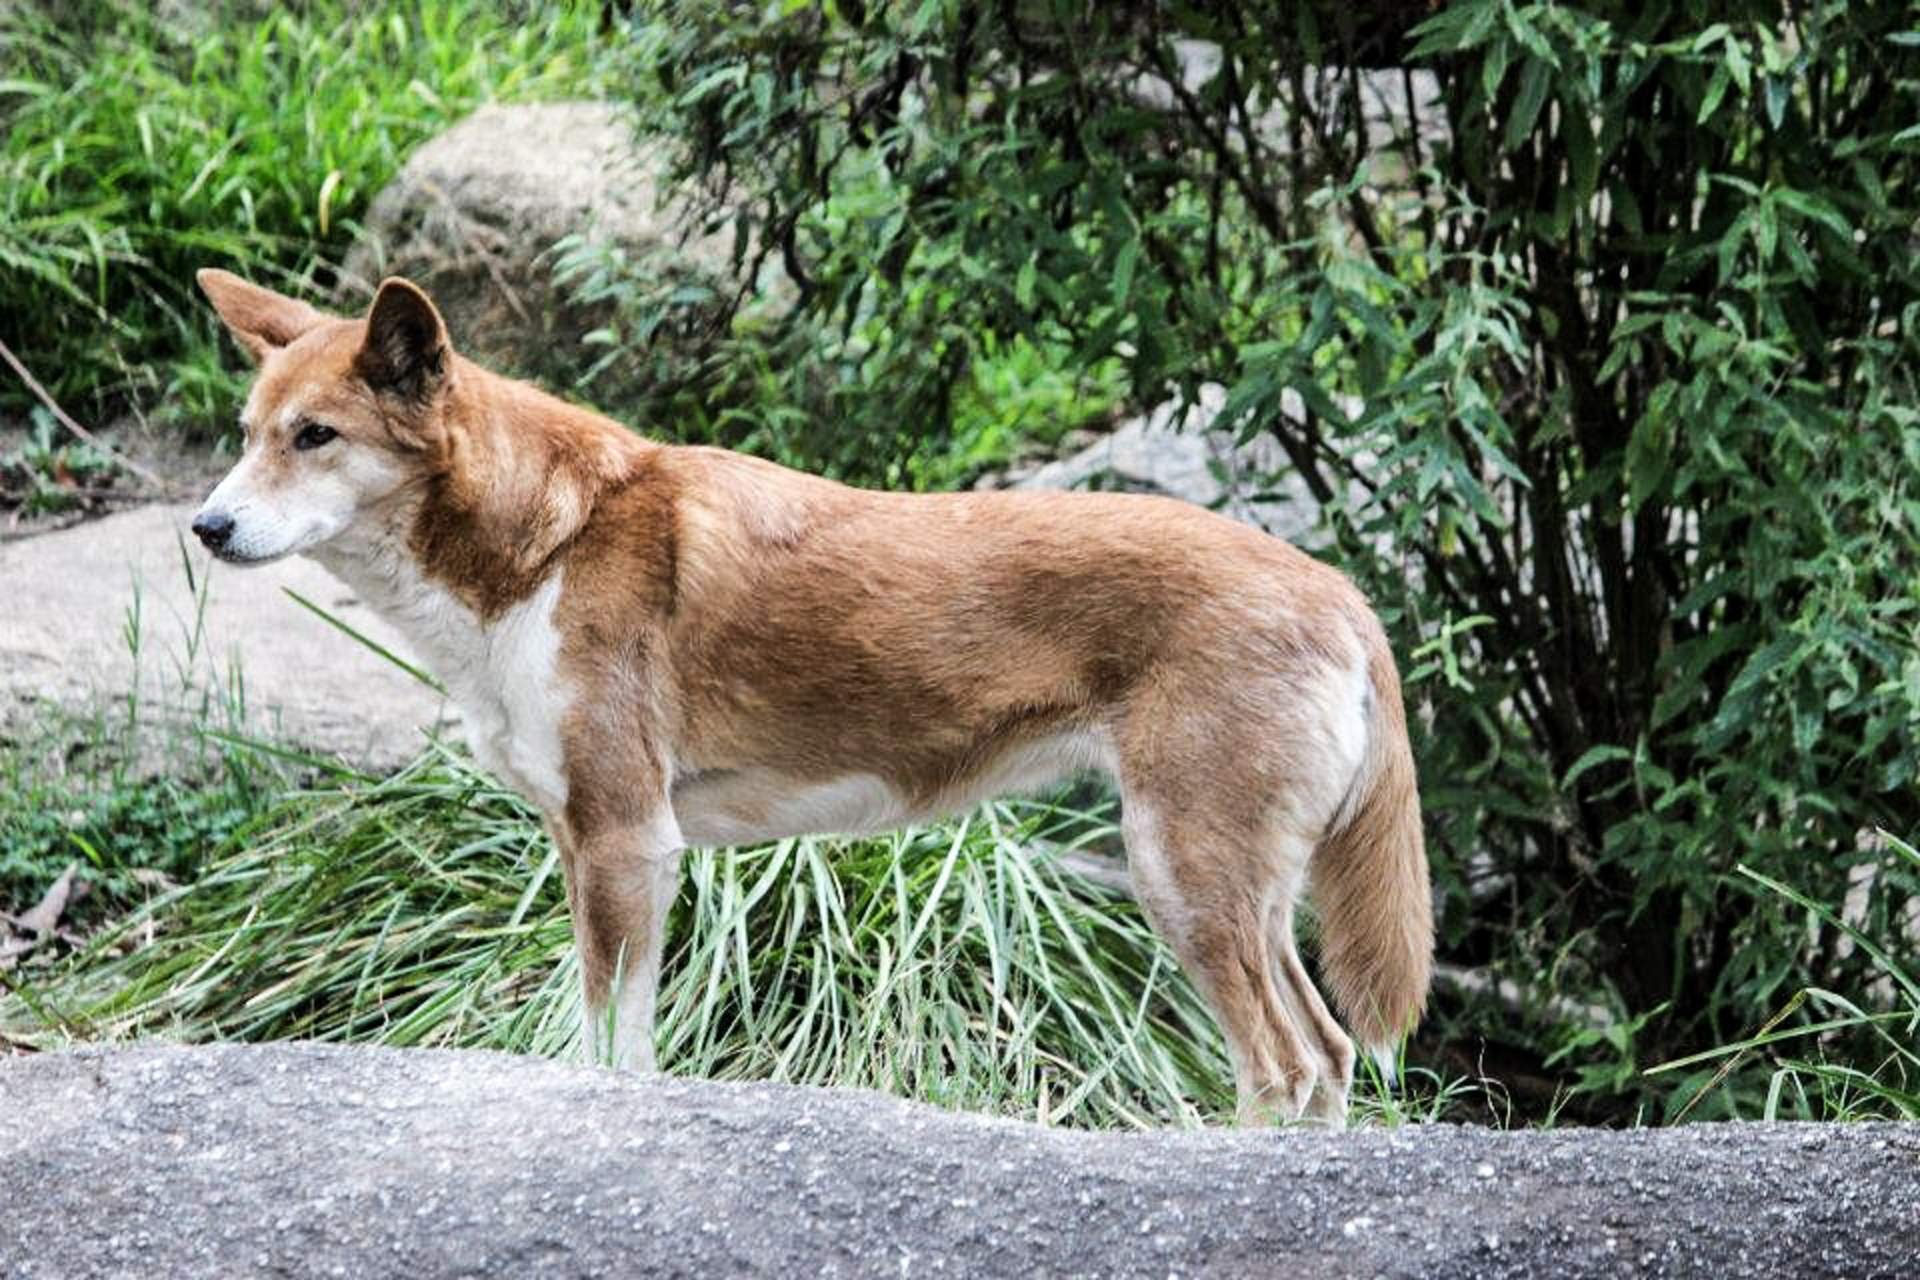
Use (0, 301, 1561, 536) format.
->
(3, 1042, 1916, 1278)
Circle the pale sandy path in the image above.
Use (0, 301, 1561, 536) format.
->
(0, 502, 451, 768)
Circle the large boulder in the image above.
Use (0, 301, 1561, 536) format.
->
(1005, 384, 1324, 543)
(4, 1042, 1918, 1278)
(340, 102, 739, 413)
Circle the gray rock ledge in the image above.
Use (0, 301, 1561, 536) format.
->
(2, 1043, 1915, 1278)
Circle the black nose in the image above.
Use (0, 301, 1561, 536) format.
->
(192, 511, 234, 552)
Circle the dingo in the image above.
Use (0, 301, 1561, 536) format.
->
(191, 269, 1431, 1123)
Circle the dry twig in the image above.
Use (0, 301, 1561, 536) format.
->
(0, 336, 172, 495)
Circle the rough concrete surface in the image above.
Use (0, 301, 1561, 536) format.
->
(0, 502, 450, 768)
(2, 1043, 1915, 1279)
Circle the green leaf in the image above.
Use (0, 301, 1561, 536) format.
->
(1773, 188, 1853, 239)
(1564, 745, 1633, 789)
(1482, 35, 1511, 102)
(1504, 58, 1552, 151)
(1691, 23, 1730, 52)
(1725, 35, 1751, 95)
(1626, 383, 1675, 511)
(1764, 75, 1789, 129)
(1752, 200, 1777, 264)
(1407, 0, 1499, 58)
(1697, 64, 1732, 125)
(1110, 237, 1139, 309)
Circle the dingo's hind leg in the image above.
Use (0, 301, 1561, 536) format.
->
(1118, 792, 1344, 1124)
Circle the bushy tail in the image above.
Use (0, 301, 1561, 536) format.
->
(1310, 631, 1433, 1076)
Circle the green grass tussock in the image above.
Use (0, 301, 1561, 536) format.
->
(1648, 837, 1920, 1123)
(5, 715, 1906, 1126)
(2, 739, 1249, 1126)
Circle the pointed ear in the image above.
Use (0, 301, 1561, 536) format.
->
(355, 277, 451, 401)
(197, 268, 330, 364)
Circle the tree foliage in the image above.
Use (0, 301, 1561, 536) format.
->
(623, 0, 1920, 1114)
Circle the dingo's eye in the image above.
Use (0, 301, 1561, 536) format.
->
(294, 422, 338, 451)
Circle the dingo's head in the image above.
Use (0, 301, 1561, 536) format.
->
(191, 270, 453, 565)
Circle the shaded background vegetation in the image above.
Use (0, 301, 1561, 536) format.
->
(1, 0, 611, 434)
(617, 0, 1920, 1118)
(4, 0, 1917, 1124)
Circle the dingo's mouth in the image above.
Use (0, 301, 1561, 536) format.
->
(209, 545, 289, 567)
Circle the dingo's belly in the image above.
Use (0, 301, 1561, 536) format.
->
(670, 727, 1112, 846)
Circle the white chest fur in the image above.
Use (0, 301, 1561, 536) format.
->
(312, 540, 572, 815)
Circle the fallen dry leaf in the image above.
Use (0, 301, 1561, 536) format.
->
(5, 862, 85, 935)
(0, 863, 89, 969)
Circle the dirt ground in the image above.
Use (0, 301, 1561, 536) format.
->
(0, 498, 451, 769)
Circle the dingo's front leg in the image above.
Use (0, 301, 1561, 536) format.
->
(550, 809, 685, 1071)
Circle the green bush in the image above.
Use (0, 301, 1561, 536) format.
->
(550, 213, 1126, 489)
(624, 0, 1920, 1116)
(0, 0, 610, 432)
